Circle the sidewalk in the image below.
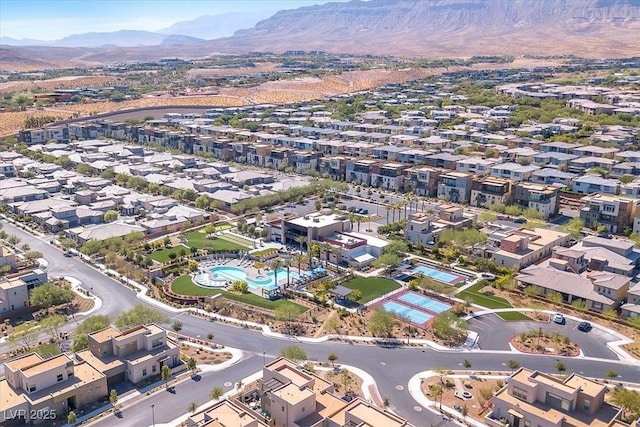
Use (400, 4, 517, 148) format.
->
(76, 259, 640, 365)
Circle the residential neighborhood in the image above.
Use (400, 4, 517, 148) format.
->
(2, 29, 640, 427)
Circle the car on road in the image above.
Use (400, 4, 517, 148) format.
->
(480, 273, 496, 281)
(64, 251, 73, 257)
(577, 321, 592, 332)
(513, 217, 527, 224)
(553, 313, 566, 325)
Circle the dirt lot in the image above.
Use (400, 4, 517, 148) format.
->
(421, 374, 504, 424)
(0, 75, 119, 94)
(0, 58, 563, 136)
(179, 343, 232, 365)
(322, 367, 364, 398)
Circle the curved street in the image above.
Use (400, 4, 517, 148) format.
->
(3, 222, 640, 427)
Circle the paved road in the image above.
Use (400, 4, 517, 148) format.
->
(3, 223, 140, 319)
(468, 313, 620, 360)
(89, 356, 265, 427)
(4, 222, 640, 427)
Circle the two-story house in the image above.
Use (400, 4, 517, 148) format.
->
(513, 183, 560, 219)
(490, 163, 539, 181)
(370, 162, 407, 191)
(487, 368, 627, 427)
(404, 166, 441, 197)
(76, 324, 181, 388)
(437, 172, 473, 204)
(470, 177, 514, 208)
(580, 193, 638, 233)
(572, 175, 620, 195)
(1, 353, 107, 425)
(346, 159, 378, 186)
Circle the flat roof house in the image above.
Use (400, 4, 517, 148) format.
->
(486, 368, 627, 427)
(1, 353, 107, 425)
(259, 358, 411, 427)
(76, 323, 181, 388)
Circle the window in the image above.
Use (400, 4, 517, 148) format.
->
(143, 369, 147, 376)
(57, 374, 63, 382)
(524, 421, 531, 427)
(593, 302, 603, 310)
(512, 387, 528, 401)
(583, 400, 591, 411)
(28, 384, 37, 393)
(152, 365, 157, 373)
(281, 406, 285, 412)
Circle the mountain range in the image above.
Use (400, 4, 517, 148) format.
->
(2, 0, 640, 70)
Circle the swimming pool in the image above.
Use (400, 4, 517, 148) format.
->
(397, 292, 451, 314)
(209, 266, 300, 290)
(382, 301, 433, 325)
(412, 265, 461, 284)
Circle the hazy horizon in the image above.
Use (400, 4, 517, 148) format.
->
(0, 0, 348, 41)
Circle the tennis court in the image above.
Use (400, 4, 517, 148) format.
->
(397, 291, 451, 314)
(412, 265, 466, 285)
(382, 301, 433, 326)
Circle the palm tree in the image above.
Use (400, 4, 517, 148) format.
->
(283, 259, 292, 288)
(353, 215, 363, 232)
(294, 235, 307, 253)
(293, 253, 305, 274)
(210, 386, 224, 401)
(270, 259, 282, 294)
(236, 380, 245, 403)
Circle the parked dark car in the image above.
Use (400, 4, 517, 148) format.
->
(577, 321, 592, 332)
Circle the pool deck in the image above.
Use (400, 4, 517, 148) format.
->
(197, 257, 322, 290)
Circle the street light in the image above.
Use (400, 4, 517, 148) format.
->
(151, 404, 155, 427)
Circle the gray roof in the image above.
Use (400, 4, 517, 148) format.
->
(331, 285, 353, 297)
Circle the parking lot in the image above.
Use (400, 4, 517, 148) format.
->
(468, 313, 621, 360)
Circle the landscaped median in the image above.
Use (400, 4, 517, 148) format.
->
(457, 282, 531, 321)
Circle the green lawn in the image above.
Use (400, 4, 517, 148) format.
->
(342, 277, 401, 304)
(171, 275, 307, 315)
(150, 247, 185, 262)
(219, 233, 254, 247)
(181, 231, 248, 251)
(458, 282, 531, 321)
(498, 311, 532, 321)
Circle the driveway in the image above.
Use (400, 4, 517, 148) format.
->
(468, 313, 620, 360)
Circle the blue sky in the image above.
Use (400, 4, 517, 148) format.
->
(0, 0, 345, 40)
